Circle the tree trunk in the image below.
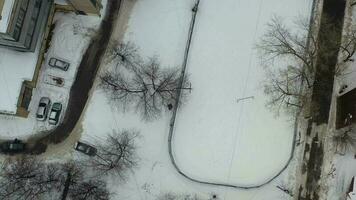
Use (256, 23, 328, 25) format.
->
(61, 172, 71, 200)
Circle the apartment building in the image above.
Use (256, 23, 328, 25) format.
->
(0, 0, 53, 52)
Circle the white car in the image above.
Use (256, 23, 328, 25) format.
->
(36, 97, 51, 121)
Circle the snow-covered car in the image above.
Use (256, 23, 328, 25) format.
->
(36, 97, 51, 121)
(48, 102, 62, 125)
(0, 139, 25, 153)
(48, 57, 70, 71)
(44, 75, 64, 87)
(74, 141, 97, 156)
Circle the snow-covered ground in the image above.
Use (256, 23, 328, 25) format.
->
(0, 5, 105, 139)
(172, 0, 313, 186)
(79, 0, 313, 199)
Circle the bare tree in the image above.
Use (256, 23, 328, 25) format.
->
(257, 16, 316, 88)
(106, 41, 141, 69)
(90, 130, 140, 179)
(68, 179, 109, 200)
(256, 16, 316, 115)
(0, 157, 109, 200)
(100, 57, 191, 120)
(59, 162, 85, 200)
(256, 15, 351, 116)
(339, 27, 356, 63)
(59, 162, 110, 200)
(0, 156, 58, 200)
(335, 25, 356, 78)
(263, 66, 307, 115)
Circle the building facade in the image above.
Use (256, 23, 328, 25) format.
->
(0, 0, 53, 52)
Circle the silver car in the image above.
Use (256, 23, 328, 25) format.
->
(36, 97, 51, 121)
(48, 57, 70, 71)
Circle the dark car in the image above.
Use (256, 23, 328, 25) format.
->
(74, 141, 97, 156)
(1, 139, 25, 153)
(48, 57, 70, 71)
(48, 102, 62, 125)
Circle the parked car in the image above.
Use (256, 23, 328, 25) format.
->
(36, 97, 51, 121)
(48, 102, 62, 125)
(74, 141, 97, 156)
(48, 57, 70, 71)
(44, 75, 64, 87)
(1, 139, 25, 153)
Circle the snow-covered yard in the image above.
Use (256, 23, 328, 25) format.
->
(80, 0, 313, 199)
(172, 0, 313, 186)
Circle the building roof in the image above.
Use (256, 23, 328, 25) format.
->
(0, 0, 15, 33)
(0, 39, 39, 114)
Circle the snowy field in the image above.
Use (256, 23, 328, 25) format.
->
(172, 0, 313, 186)
(0, 8, 104, 139)
(80, 0, 313, 199)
